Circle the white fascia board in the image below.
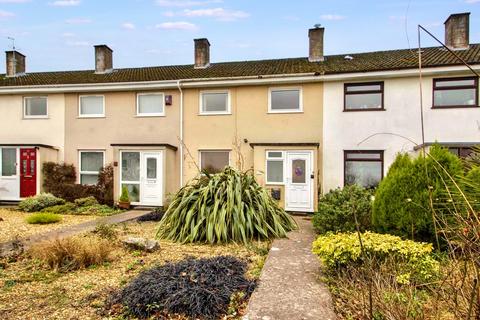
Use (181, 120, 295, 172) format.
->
(0, 65, 478, 94)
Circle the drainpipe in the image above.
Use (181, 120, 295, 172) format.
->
(177, 80, 184, 187)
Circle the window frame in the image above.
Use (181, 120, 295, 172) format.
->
(78, 95, 105, 118)
(23, 96, 48, 119)
(265, 150, 286, 185)
(78, 150, 105, 185)
(432, 76, 479, 109)
(198, 150, 231, 174)
(268, 87, 303, 114)
(136, 92, 166, 117)
(343, 150, 384, 187)
(199, 90, 231, 115)
(344, 82, 385, 112)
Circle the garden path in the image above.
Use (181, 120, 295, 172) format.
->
(0, 209, 149, 256)
(245, 216, 336, 320)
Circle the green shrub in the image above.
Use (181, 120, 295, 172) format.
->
(313, 185, 373, 234)
(26, 212, 62, 224)
(157, 167, 297, 244)
(76, 204, 120, 216)
(119, 185, 130, 202)
(74, 196, 98, 207)
(19, 193, 65, 212)
(373, 145, 464, 243)
(312, 232, 439, 284)
(41, 203, 76, 214)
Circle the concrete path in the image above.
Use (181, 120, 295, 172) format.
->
(245, 216, 336, 320)
(0, 210, 149, 256)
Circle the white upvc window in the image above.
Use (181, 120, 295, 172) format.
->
(199, 90, 231, 115)
(266, 151, 285, 184)
(268, 87, 303, 113)
(79, 95, 105, 118)
(137, 93, 165, 116)
(79, 150, 105, 185)
(199, 150, 230, 174)
(24, 96, 48, 118)
(0, 147, 17, 177)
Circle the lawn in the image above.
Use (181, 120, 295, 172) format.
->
(0, 209, 99, 243)
(0, 220, 270, 320)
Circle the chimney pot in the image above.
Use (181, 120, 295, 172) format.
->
(194, 38, 210, 69)
(309, 26, 324, 62)
(94, 45, 113, 73)
(445, 12, 470, 50)
(5, 50, 26, 77)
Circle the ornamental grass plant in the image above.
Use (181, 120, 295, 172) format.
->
(157, 167, 296, 244)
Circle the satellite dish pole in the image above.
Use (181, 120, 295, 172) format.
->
(7, 36, 16, 75)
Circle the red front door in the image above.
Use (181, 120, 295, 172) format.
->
(20, 148, 37, 198)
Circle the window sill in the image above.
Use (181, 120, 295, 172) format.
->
(23, 116, 49, 120)
(199, 112, 232, 116)
(431, 105, 479, 109)
(266, 182, 285, 186)
(343, 108, 386, 112)
(77, 116, 106, 119)
(135, 114, 166, 118)
(267, 110, 303, 114)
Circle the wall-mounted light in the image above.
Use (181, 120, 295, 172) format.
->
(165, 95, 173, 106)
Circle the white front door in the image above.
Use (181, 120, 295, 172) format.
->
(140, 152, 163, 206)
(285, 151, 314, 212)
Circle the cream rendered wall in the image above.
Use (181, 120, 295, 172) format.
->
(0, 94, 65, 159)
(64, 91, 180, 200)
(182, 83, 323, 206)
(322, 73, 480, 192)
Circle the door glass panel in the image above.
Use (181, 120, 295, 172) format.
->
(292, 159, 306, 184)
(1, 148, 16, 176)
(122, 152, 140, 181)
(122, 183, 140, 202)
(22, 160, 27, 175)
(147, 158, 157, 179)
(30, 160, 35, 175)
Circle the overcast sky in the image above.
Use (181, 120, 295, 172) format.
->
(0, 0, 479, 72)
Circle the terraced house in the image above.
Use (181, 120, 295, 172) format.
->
(0, 12, 479, 212)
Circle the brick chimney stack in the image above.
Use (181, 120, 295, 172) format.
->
(445, 13, 470, 50)
(5, 50, 26, 77)
(94, 45, 113, 73)
(194, 38, 210, 69)
(309, 26, 324, 62)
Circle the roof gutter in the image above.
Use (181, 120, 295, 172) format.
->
(0, 65, 479, 94)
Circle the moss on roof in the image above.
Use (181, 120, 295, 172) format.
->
(1, 44, 480, 87)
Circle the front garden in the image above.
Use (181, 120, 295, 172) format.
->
(0, 166, 295, 319)
(312, 145, 480, 319)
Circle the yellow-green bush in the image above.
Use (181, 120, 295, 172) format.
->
(25, 212, 62, 224)
(312, 232, 439, 284)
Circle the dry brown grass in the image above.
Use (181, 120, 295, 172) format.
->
(0, 209, 98, 243)
(0, 221, 270, 320)
(29, 237, 114, 272)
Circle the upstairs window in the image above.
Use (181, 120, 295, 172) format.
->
(199, 150, 230, 174)
(344, 150, 383, 188)
(269, 88, 302, 113)
(433, 77, 478, 108)
(79, 95, 105, 117)
(79, 151, 104, 185)
(344, 82, 384, 111)
(24, 97, 48, 118)
(137, 93, 165, 116)
(200, 91, 230, 115)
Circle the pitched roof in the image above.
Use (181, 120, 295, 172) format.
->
(1, 44, 480, 87)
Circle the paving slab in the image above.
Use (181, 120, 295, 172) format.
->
(0, 210, 149, 256)
(245, 216, 336, 320)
